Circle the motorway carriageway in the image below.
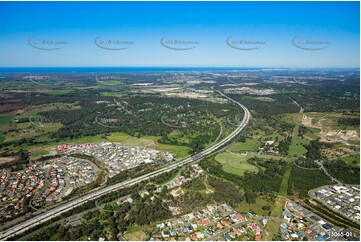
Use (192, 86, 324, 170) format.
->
(0, 91, 250, 240)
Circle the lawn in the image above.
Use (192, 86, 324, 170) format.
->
(156, 143, 191, 158)
(265, 133, 285, 142)
(215, 152, 259, 176)
(107, 132, 131, 142)
(222, 162, 259, 176)
(249, 129, 266, 137)
(278, 162, 292, 196)
(30, 149, 50, 159)
(227, 139, 260, 152)
(106, 132, 190, 158)
(265, 220, 281, 238)
(292, 113, 303, 125)
(126, 225, 143, 233)
(143, 135, 162, 141)
(167, 129, 191, 144)
(216, 152, 283, 163)
(216, 152, 247, 163)
(108, 133, 162, 144)
(123, 137, 155, 146)
(304, 127, 320, 140)
(288, 125, 308, 157)
(124, 226, 146, 241)
(271, 196, 286, 217)
(236, 197, 276, 216)
(124, 231, 146, 241)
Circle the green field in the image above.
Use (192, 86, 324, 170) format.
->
(236, 197, 276, 216)
(126, 225, 143, 234)
(58, 134, 107, 145)
(23, 134, 110, 158)
(215, 152, 259, 176)
(227, 139, 260, 152)
(341, 154, 360, 168)
(222, 162, 259, 176)
(44, 132, 189, 158)
(156, 143, 191, 158)
(124, 231, 146, 241)
(30, 149, 50, 159)
(122, 137, 155, 147)
(216, 152, 283, 162)
(272, 196, 286, 217)
(23, 103, 80, 113)
(46, 90, 73, 95)
(0, 104, 80, 144)
(0, 81, 41, 89)
(97, 80, 123, 86)
(304, 127, 320, 140)
(215, 152, 247, 163)
(107, 132, 132, 143)
(278, 162, 292, 196)
(123, 225, 146, 241)
(167, 129, 192, 144)
(288, 125, 308, 157)
(0, 115, 15, 142)
(0, 114, 14, 126)
(265, 220, 281, 238)
(13, 113, 42, 121)
(3, 126, 191, 159)
(5, 122, 63, 142)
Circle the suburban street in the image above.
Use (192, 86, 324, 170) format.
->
(205, 216, 286, 241)
(0, 90, 251, 241)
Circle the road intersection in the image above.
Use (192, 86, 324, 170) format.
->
(0, 91, 250, 240)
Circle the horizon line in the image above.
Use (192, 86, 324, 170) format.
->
(0, 66, 359, 69)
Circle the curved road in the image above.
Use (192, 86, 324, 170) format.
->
(0, 90, 251, 240)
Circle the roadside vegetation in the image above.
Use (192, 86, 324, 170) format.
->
(287, 165, 334, 197)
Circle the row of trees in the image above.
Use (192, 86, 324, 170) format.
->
(36, 95, 234, 152)
(200, 156, 287, 201)
(324, 160, 360, 184)
(304, 139, 322, 160)
(287, 165, 334, 197)
(0, 149, 30, 171)
(338, 117, 360, 127)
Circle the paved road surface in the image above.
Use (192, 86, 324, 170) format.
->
(0, 90, 250, 240)
(205, 216, 286, 241)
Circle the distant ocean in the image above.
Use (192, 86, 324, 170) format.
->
(0, 67, 266, 73)
(0, 67, 356, 73)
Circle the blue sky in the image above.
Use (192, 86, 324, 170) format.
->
(0, 1, 359, 68)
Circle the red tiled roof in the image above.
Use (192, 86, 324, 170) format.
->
(236, 213, 244, 220)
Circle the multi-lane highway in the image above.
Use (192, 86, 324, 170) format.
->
(0, 91, 250, 240)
